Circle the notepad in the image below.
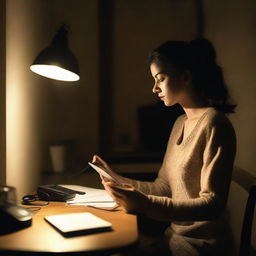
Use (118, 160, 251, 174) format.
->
(45, 212, 112, 236)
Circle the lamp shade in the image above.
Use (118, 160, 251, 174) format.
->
(30, 25, 80, 81)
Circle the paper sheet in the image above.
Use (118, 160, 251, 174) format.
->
(61, 185, 118, 210)
(88, 162, 116, 182)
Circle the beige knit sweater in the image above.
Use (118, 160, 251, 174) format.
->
(131, 107, 236, 256)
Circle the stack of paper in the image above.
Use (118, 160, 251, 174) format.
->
(61, 185, 118, 210)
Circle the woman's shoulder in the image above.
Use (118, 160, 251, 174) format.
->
(202, 107, 236, 136)
(204, 107, 233, 126)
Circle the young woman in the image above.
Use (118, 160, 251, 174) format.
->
(93, 38, 236, 256)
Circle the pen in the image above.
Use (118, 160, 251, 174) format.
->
(71, 190, 86, 195)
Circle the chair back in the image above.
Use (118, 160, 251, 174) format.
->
(240, 185, 256, 256)
(227, 167, 256, 256)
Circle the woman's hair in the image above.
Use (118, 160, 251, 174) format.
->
(148, 38, 236, 113)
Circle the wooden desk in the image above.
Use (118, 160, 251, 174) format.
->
(0, 202, 138, 255)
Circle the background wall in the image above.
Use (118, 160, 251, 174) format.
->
(6, 0, 98, 199)
(6, 0, 45, 198)
(204, 0, 256, 177)
(0, 0, 6, 186)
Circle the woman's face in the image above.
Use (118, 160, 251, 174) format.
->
(150, 62, 187, 107)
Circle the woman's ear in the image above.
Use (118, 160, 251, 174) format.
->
(182, 70, 192, 85)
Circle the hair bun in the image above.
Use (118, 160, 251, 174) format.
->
(189, 38, 216, 65)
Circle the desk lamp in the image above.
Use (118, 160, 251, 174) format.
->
(30, 24, 80, 81)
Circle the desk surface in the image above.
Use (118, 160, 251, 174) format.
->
(0, 202, 138, 255)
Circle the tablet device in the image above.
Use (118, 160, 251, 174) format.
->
(45, 212, 112, 236)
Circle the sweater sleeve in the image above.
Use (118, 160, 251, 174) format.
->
(127, 164, 171, 196)
(146, 118, 236, 221)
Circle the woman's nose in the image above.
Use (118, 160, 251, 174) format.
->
(152, 82, 160, 94)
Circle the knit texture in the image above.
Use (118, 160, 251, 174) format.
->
(130, 107, 236, 256)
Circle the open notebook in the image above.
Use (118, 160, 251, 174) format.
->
(45, 212, 112, 236)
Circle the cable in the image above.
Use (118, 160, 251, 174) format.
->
(22, 192, 50, 206)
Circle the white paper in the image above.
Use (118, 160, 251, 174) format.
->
(88, 162, 116, 181)
(61, 185, 118, 209)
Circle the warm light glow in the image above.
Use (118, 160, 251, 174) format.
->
(30, 64, 80, 81)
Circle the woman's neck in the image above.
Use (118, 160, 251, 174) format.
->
(183, 107, 210, 120)
(179, 96, 209, 120)
(178, 87, 209, 120)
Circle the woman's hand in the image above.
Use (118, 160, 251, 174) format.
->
(102, 179, 150, 214)
(92, 155, 128, 184)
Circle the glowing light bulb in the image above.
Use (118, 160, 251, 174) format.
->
(30, 64, 80, 81)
